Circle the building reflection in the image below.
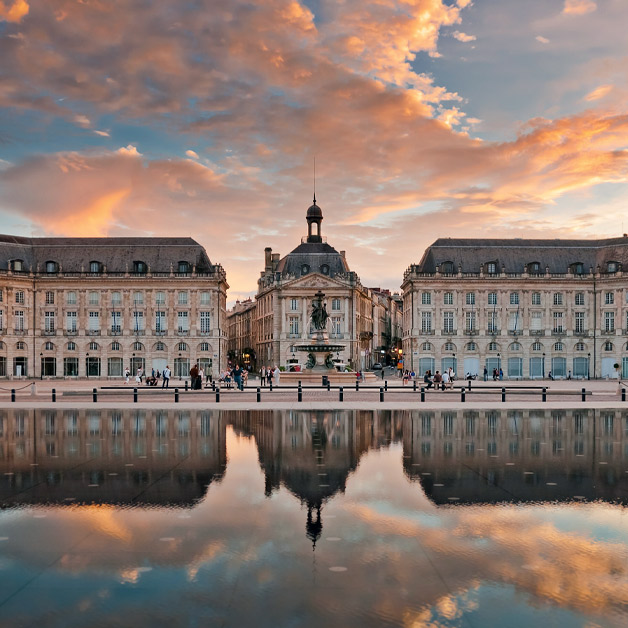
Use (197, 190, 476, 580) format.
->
(401, 408, 628, 504)
(0, 408, 226, 508)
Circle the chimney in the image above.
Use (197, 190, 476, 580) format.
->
(340, 250, 346, 258)
(264, 247, 272, 271)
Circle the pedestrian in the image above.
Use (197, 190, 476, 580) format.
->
(567, 369, 572, 380)
(402, 370, 409, 386)
(499, 368, 503, 381)
(232, 363, 244, 391)
(162, 365, 171, 388)
(190, 363, 200, 389)
(433, 370, 442, 390)
(199, 366, 205, 388)
(273, 365, 280, 385)
(424, 370, 433, 389)
(484, 366, 488, 382)
(243, 368, 248, 388)
(492, 368, 497, 381)
(260, 366, 266, 387)
(135, 368, 141, 385)
(124, 367, 130, 385)
(548, 370, 554, 381)
(442, 369, 450, 390)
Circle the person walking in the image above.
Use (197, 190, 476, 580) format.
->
(232, 363, 244, 391)
(483, 366, 488, 382)
(260, 366, 267, 387)
(199, 366, 205, 388)
(499, 368, 503, 381)
(162, 365, 171, 388)
(124, 367, 130, 385)
(273, 365, 280, 385)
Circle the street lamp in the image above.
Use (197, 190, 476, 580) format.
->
(587, 352, 591, 380)
(542, 352, 546, 379)
(40, 352, 43, 380)
(497, 352, 501, 380)
(86, 352, 89, 379)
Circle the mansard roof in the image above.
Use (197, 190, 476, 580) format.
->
(0, 235, 215, 273)
(414, 237, 628, 274)
(276, 241, 350, 279)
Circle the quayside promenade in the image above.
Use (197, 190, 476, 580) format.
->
(0, 377, 626, 410)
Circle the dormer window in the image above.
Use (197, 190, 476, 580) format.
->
(486, 261, 497, 275)
(320, 264, 330, 275)
(570, 262, 584, 275)
(301, 264, 310, 275)
(89, 261, 102, 274)
(528, 261, 541, 274)
(607, 261, 619, 273)
(10, 259, 24, 272)
(45, 261, 58, 274)
(441, 261, 454, 274)
(133, 261, 147, 274)
(178, 261, 190, 274)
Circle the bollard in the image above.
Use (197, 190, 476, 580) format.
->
(339, 386, 344, 402)
(269, 380, 273, 392)
(501, 387, 506, 403)
(542, 387, 547, 402)
(134, 387, 138, 403)
(93, 388, 97, 403)
(582, 387, 586, 402)
(356, 380, 359, 391)
(211, 380, 215, 391)
(298, 385, 302, 402)
(622, 387, 626, 402)
(52, 388, 56, 403)
(298, 380, 302, 388)
(385, 380, 388, 392)
(175, 388, 179, 403)
(461, 387, 466, 403)
(468, 380, 472, 391)
(257, 387, 261, 403)
(11, 388, 15, 402)
(327, 381, 331, 392)
(185, 380, 188, 392)
(413, 380, 417, 392)
(214, 389, 219, 404)
(380, 387, 384, 402)
(420, 387, 425, 402)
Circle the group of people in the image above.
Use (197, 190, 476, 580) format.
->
(123, 366, 172, 388)
(483, 367, 504, 381)
(422, 368, 456, 390)
(259, 365, 281, 386)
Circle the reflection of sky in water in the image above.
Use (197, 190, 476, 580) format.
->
(0, 409, 627, 627)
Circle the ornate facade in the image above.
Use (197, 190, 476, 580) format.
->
(0, 236, 228, 379)
(401, 237, 628, 380)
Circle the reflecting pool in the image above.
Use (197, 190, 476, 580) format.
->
(1, 408, 628, 627)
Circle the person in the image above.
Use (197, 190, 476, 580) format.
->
(442, 369, 449, 390)
(433, 370, 442, 390)
(548, 370, 554, 381)
(162, 365, 171, 388)
(135, 368, 141, 385)
(151, 368, 155, 379)
(567, 369, 572, 380)
(424, 370, 433, 389)
(273, 365, 280, 385)
(190, 363, 199, 390)
(483, 366, 488, 382)
(124, 367, 130, 385)
(199, 366, 205, 389)
(492, 368, 497, 381)
(410, 370, 415, 381)
(447, 367, 455, 389)
(232, 363, 244, 391)
(260, 366, 266, 386)
(243, 368, 248, 388)
(402, 370, 409, 386)
(499, 368, 503, 381)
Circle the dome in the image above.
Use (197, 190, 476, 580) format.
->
(307, 201, 322, 218)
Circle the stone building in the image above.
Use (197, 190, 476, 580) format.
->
(254, 197, 376, 371)
(401, 237, 628, 380)
(226, 298, 257, 371)
(0, 235, 228, 379)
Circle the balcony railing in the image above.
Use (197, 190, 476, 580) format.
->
(487, 328, 500, 335)
(420, 329, 435, 335)
(441, 329, 456, 335)
(132, 329, 146, 336)
(508, 330, 521, 336)
(64, 329, 78, 336)
(464, 329, 478, 336)
(601, 328, 616, 335)
(573, 330, 589, 336)
(108, 328, 122, 336)
(177, 329, 190, 336)
(552, 330, 565, 336)
(43, 329, 56, 336)
(529, 330, 545, 336)
(13, 329, 27, 335)
(86, 329, 101, 336)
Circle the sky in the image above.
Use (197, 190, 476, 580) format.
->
(1, 0, 628, 304)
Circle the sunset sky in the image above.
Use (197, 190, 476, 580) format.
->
(1, 0, 628, 303)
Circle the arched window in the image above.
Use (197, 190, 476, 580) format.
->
(531, 341, 543, 351)
(178, 261, 190, 274)
(554, 342, 564, 351)
(443, 341, 456, 352)
(89, 342, 99, 351)
(607, 261, 619, 273)
(10, 259, 24, 272)
(575, 342, 586, 351)
(111, 341, 120, 351)
(133, 341, 144, 351)
(200, 342, 210, 351)
(527, 261, 541, 274)
(509, 342, 521, 351)
(604, 341, 613, 351)
(16, 341, 26, 350)
(67, 342, 76, 351)
(89, 261, 102, 273)
(570, 262, 584, 275)
(44, 341, 54, 350)
(466, 342, 477, 351)
(155, 342, 166, 351)
(133, 260, 147, 274)
(178, 342, 188, 351)
(421, 342, 432, 351)
(488, 342, 499, 351)
(45, 261, 58, 274)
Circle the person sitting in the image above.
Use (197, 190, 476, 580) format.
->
(424, 370, 433, 389)
(433, 371, 442, 389)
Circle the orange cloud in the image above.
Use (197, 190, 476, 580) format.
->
(563, 0, 597, 16)
(0, 0, 29, 23)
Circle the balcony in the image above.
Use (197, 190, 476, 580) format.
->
(573, 330, 589, 336)
(486, 328, 500, 335)
(420, 330, 435, 335)
(530, 330, 545, 336)
(464, 329, 478, 336)
(601, 328, 616, 335)
(64, 329, 78, 336)
(508, 330, 521, 336)
(441, 329, 456, 336)
(551, 330, 565, 336)
(154, 329, 167, 336)
(13, 329, 27, 335)
(177, 329, 190, 336)
(199, 331, 212, 336)
(108, 328, 122, 336)
(43, 329, 57, 336)
(86, 329, 101, 336)
(132, 329, 146, 336)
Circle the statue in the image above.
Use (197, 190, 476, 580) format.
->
(310, 290, 328, 331)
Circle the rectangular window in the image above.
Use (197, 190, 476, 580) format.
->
(487, 262, 497, 274)
(15, 291, 24, 304)
(66, 291, 77, 305)
(45, 291, 54, 305)
(178, 291, 188, 305)
(510, 292, 519, 305)
(530, 311, 542, 330)
(488, 311, 498, 333)
(0, 290, 3, 303)
(444, 292, 453, 305)
(44, 311, 55, 332)
(421, 311, 432, 333)
(177, 311, 189, 332)
(88, 291, 99, 305)
(508, 311, 520, 331)
(332, 298, 341, 311)
(107, 357, 123, 377)
(443, 311, 454, 333)
(155, 311, 166, 332)
(421, 292, 431, 305)
(200, 291, 210, 305)
(64, 357, 79, 377)
(66, 311, 77, 332)
(0, 310, 3, 330)
(289, 316, 299, 335)
(604, 311, 615, 332)
(532, 292, 541, 305)
(575, 292, 585, 306)
(133, 311, 145, 331)
(200, 311, 211, 333)
(111, 291, 122, 306)
(155, 291, 165, 305)
(331, 316, 342, 336)
(552, 311, 564, 333)
(488, 292, 497, 306)
(465, 311, 476, 332)
(88, 311, 100, 331)
(553, 292, 563, 306)
(575, 311, 585, 333)
(133, 291, 143, 305)
(15, 310, 24, 331)
(605, 292, 614, 305)
(465, 292, 475, 306)
(111, 311, 121, 333)
(290, 298, 298, 311)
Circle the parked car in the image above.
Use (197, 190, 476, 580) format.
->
(371, 363, 383, 370)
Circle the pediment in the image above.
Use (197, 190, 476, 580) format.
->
(282, 273, 348, 291)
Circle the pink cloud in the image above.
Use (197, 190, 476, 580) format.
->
(0, 0, 28, 23)
(563, 0, 597, 16)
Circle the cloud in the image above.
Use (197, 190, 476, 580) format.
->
(0, 0, 29, 23)
(584, 84, 613, 101)
(186, 150, 200, 159)
(452, 31, 476, 43)
(563, 0, 597, 16)
(94, 130, 110, 137)
(536, 35, 550, 44)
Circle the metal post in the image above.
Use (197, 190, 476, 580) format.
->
(380, 387, 384, 402)
(175, 388, 179, 403)
(257, 387, 261, 402)
(92, 388, 97, 403)
(413, 380, 416, 392)
(356, 380, 359, 391)
(468, 380, 472, 391)
(133, 387, 138, 403)
(211, 380, 215, 391)
(542, 387, 547, 402)
(215, 389, 219, 403)
(582, 387, 586, 402)
(11, 389, 15, 402)
(269, 380, 273, 392)
(622, 387, 626, 402)
(339, 386, 344, 402)
(385, 380, 388, 392)
(501, 387, 506, 402)
(420, 387, 425, 402)
(461, 388, 465, 403)
(52, 388, 56, 403)
(327, 381, 331, 392)
(298, 385, 302, 402)
(185, 380, 188, 392)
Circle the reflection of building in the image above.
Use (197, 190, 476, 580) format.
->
(0, 236, 228, 379)
(401, 408, 628, 504)
(402, 238, 628, 380)
(0, 408, 226, 507)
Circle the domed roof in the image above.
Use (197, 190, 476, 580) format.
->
(307, 197, 322, 218)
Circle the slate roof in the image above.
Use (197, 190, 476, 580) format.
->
(276, 241, 350, 278)
(414, 237, 628, 274)
(0, 235, 214, 273)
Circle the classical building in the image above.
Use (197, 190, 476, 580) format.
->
(0, 236, 228, 379)
(254, 197, 377, 371)
(226, 298, 257, 371)
(402, 237, 628, 380)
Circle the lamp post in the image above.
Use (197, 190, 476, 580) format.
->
(542, 352, 546, 379)
(587, 352, 591, 380)
(380, 349, 385, 379)
(86, 352, 89, 379)
(40, 352, 43, 380)
(497, 352, 501, 380)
